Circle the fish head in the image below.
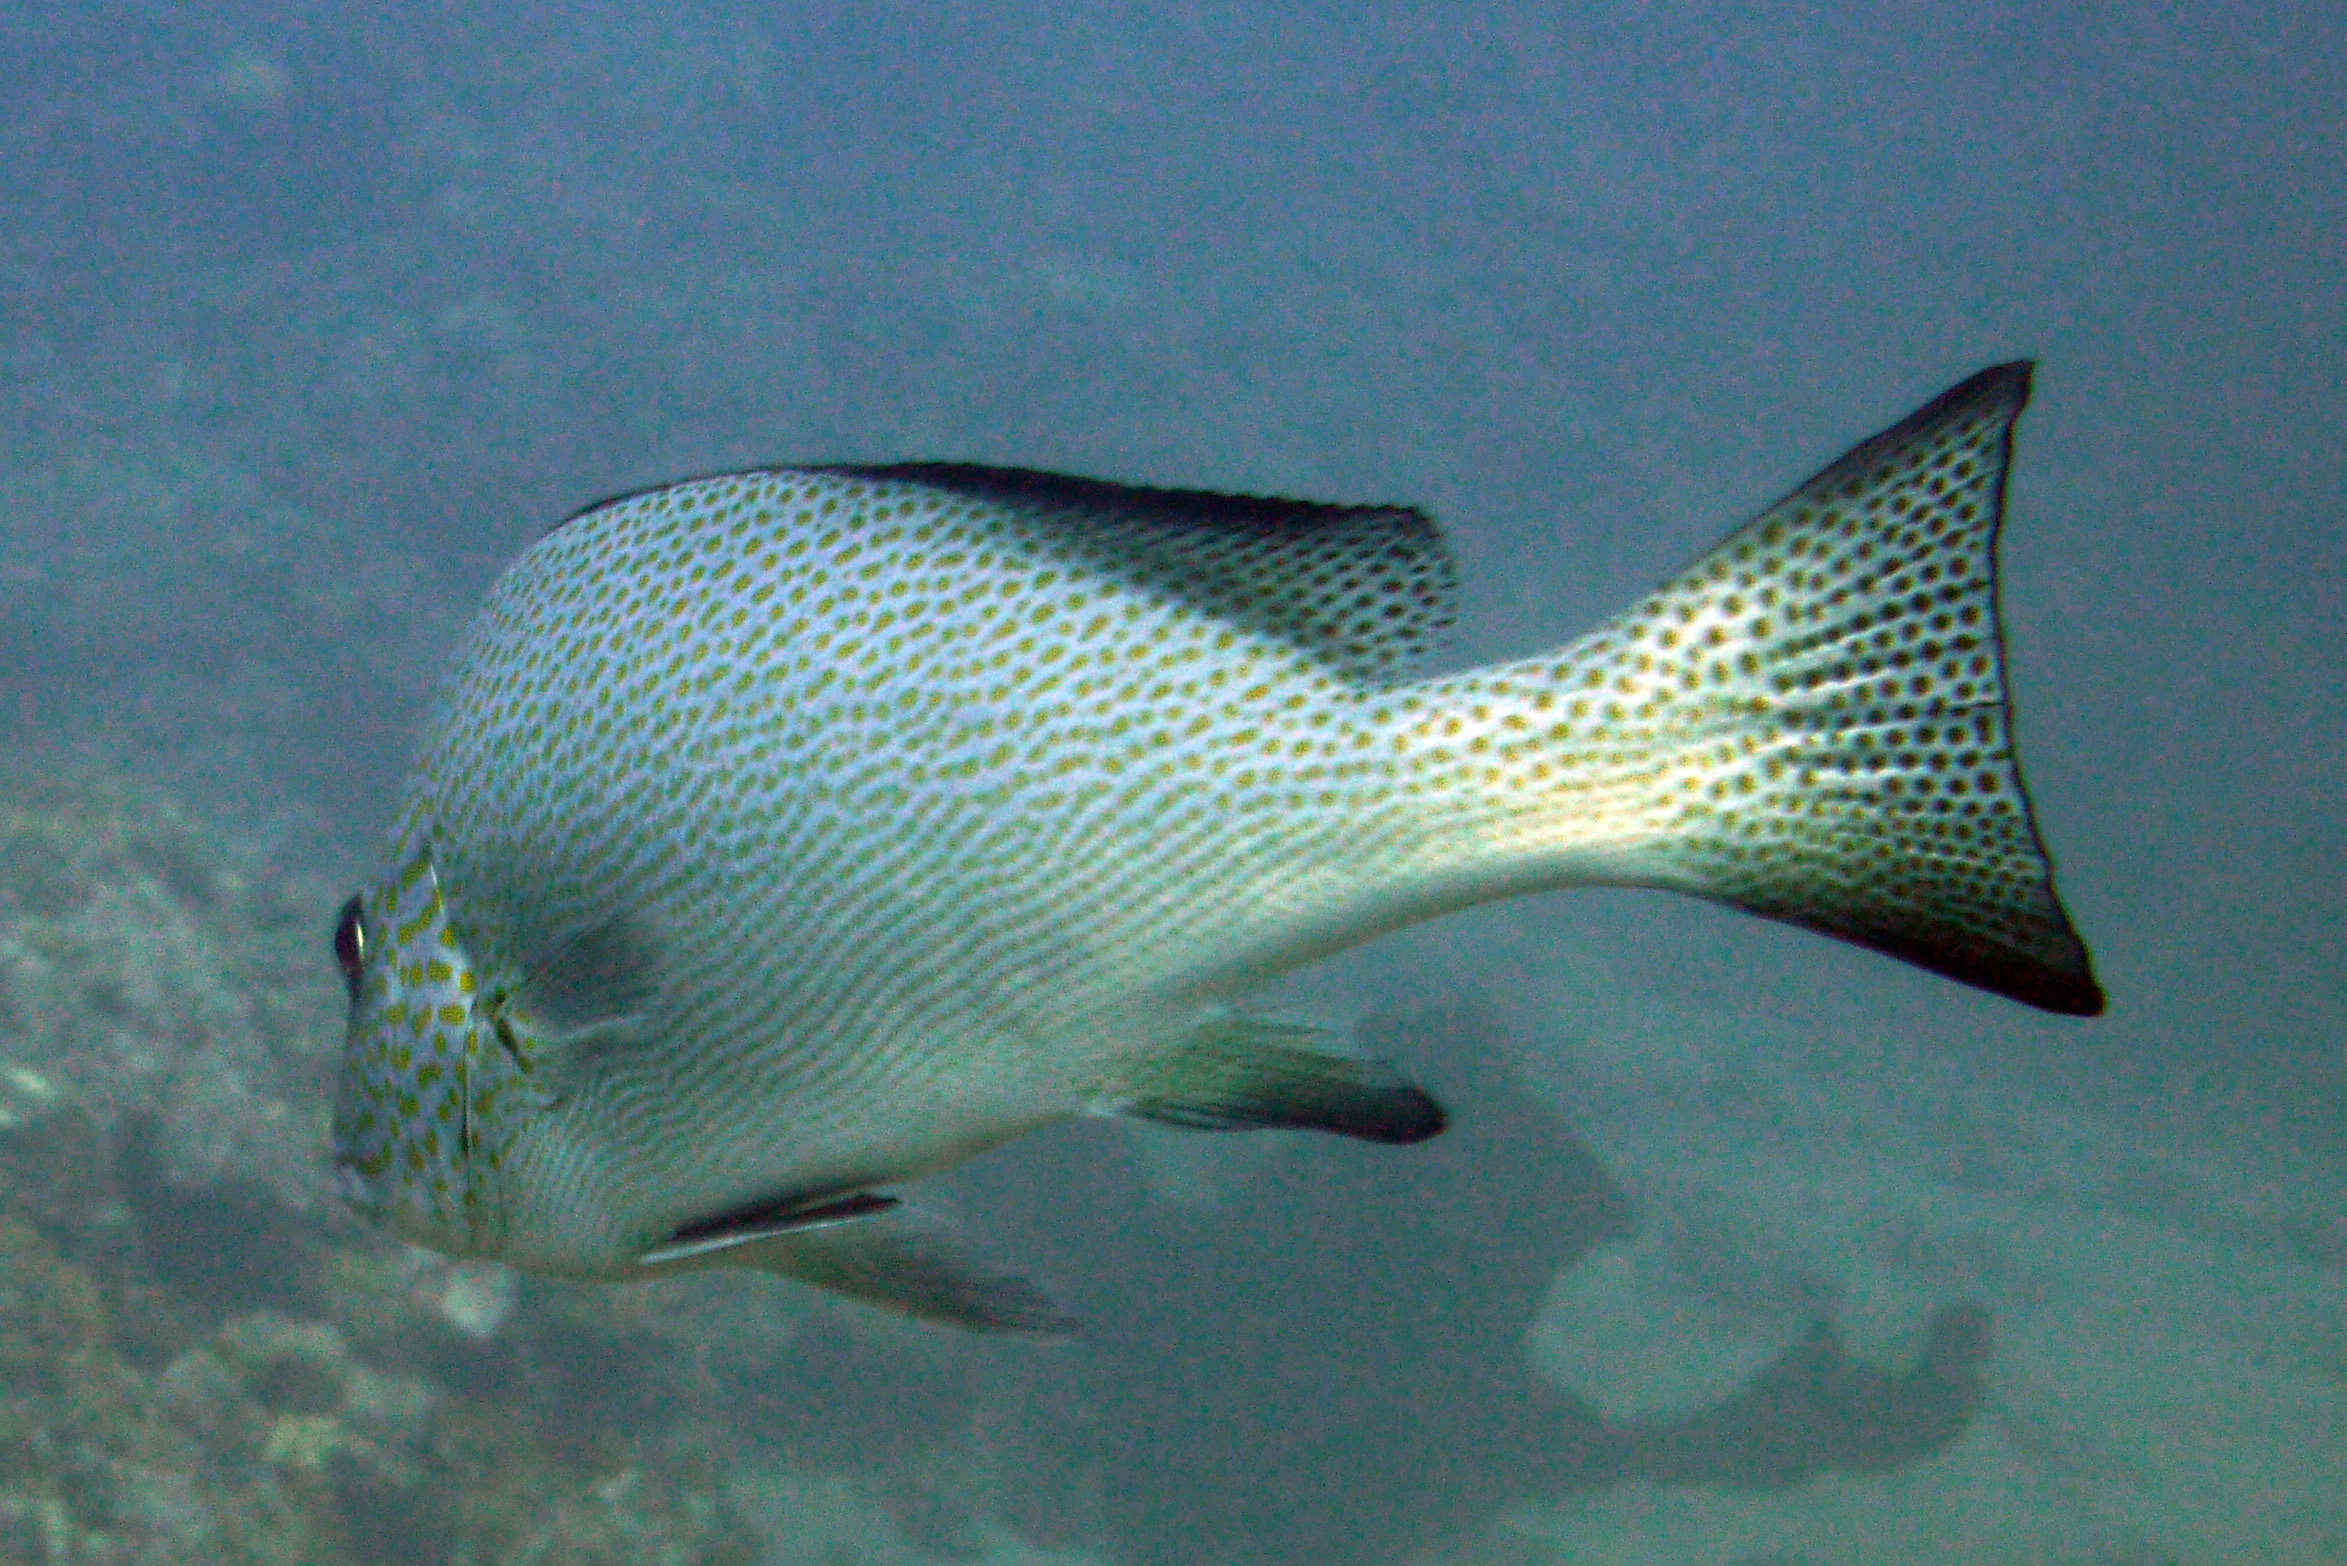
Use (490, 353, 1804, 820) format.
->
(329, 837, 537, 1258)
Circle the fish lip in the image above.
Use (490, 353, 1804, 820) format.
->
(330, 1157, 380, 1215)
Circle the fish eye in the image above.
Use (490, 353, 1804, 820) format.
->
(332, 894, 368, 1002)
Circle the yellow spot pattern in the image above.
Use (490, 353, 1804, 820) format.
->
(328, 363, 2098, 1270)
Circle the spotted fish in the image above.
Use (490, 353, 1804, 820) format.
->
(329, 363, 2100, 1329)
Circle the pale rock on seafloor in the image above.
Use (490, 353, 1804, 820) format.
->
(434, 1258, 521, 1339)
(1480, 942, 2347, 1565)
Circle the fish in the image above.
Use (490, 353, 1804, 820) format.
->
(328, 362, 2100, 1331)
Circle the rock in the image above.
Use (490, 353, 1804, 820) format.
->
(1533, 1226, 1819, 1426)
(0, 763, 344, 1218)
(433, 1259, 518, 1341)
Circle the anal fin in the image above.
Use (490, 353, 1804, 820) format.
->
(1113, 1015, 1446, 1145)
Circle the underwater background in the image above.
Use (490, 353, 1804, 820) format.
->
(1, 2, 2342, 1562)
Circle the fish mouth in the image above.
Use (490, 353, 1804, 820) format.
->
(329, 1156, 381, 1216)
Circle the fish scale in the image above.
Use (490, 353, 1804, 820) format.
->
(330, 361, 2100, 1328)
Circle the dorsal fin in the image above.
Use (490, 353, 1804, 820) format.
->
(827, 463, 1460, 687)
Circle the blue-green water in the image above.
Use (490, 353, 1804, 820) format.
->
(1, 3, 2340, 1562)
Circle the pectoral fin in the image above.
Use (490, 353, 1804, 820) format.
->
(1113, 1015, 1446, 1144)
(504, 913, 669, 1102)
(638, 1194, 1075, 1335)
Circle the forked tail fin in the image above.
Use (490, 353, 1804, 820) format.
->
(1430, 363, 2102, 1014)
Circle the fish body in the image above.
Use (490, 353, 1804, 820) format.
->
(331, 364, 2099, 1328)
